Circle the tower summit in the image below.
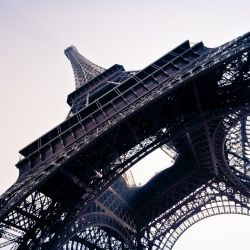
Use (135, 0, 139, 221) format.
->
(64, 46, 105, 89)
(1, 33, 250, 249)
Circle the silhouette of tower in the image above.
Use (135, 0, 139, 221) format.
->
(1, 33, 250, 249)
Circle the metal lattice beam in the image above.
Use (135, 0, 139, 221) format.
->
(1, 33, 250, 249)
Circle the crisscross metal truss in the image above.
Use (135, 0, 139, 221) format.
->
(1, 33, 250, 249)
(63, 226, 131, 250)
(0, 191, 64, 249)
(64, 46, 105, 89)
(140, 178, 250, 250)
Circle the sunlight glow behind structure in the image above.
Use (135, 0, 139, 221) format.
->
(1, 1, 250, 249)
(126, 145, 176, 186)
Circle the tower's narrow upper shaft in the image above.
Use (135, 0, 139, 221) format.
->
(64, 46, 105, 89)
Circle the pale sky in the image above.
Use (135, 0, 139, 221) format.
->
(0, 0, 250, 249)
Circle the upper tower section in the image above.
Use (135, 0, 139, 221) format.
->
(64, 46, 105, 89)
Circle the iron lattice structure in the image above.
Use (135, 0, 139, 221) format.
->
(64, 46, 106, 89)
(1, 33, 250, 249)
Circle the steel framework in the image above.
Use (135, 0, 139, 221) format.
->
(64, 46, 106, 89)
(1, 33, 250, 249)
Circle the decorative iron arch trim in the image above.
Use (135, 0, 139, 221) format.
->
(140, 178, 250, 249)
(213, 105, 250, 193)
(55, 212, 137, 249)
(160, 198, 250, 249)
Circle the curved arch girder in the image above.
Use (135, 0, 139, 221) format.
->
(140, 178, 250, 250)
(54, 212, 137, 250)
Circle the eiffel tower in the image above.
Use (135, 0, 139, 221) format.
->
(1, 33, 250, 249)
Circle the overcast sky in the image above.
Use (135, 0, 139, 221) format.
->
(0, 0, 250, 249)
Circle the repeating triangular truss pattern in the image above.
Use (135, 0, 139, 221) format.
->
(1, 33, 250, 249)
(64, 46, 105, 89)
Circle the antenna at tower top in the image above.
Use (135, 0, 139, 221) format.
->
(64, 46, 105, 89)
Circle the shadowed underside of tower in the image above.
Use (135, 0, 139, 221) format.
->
(1, 33, 250, 249)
